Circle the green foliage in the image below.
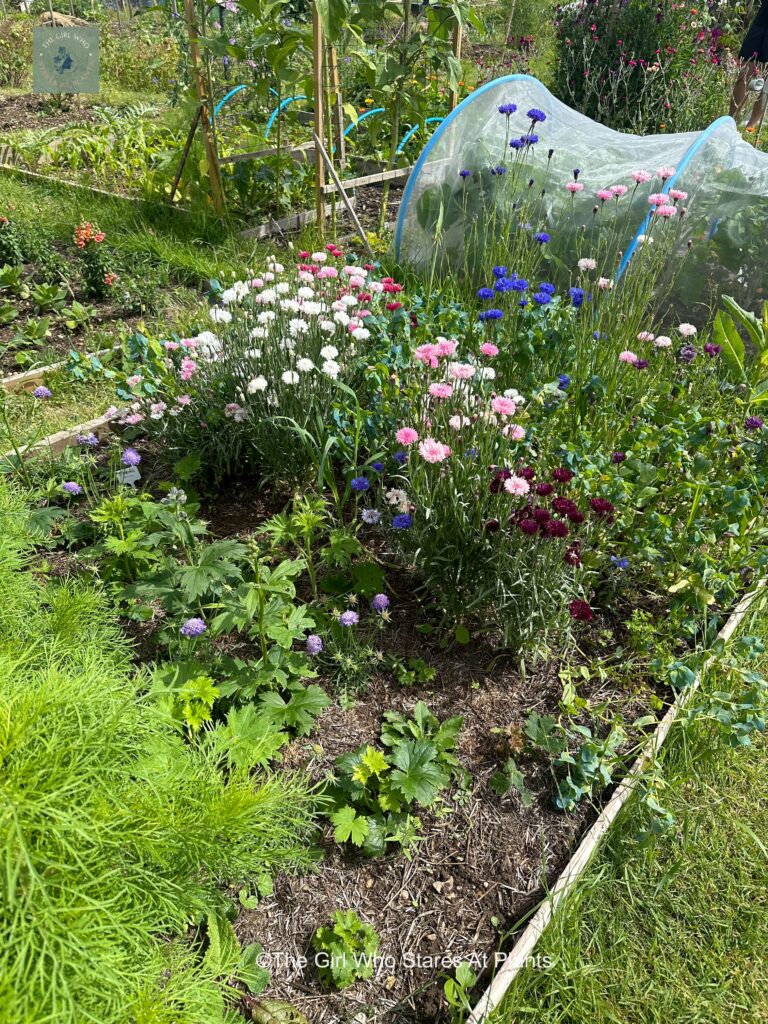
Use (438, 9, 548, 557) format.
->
(312, 909, 380, 990)
(443, 961, 479, 1023)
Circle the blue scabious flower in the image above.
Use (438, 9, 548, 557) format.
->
(181, 617, 207, 638)
(62, 481, 83, 496)
(393, 513, 413, 530)
(459, 169, 471, 178)
(569, 287, 585, 308)
(492, 266, 508, 278)
(479, 309, 504, 321)
(558, 374, 571, 390)
(611, 556, 629, 570)
(511, 278, 529, 292)
(527, 108, 547, 123)
(351, 476, 370, 492)
(306, 634, 323, 655)
(371, 593, 390, 612)
(534, 232, 550, 244)
(77, 432, 99, 447)
(498, 102, 518, 115)
(509, 138, 524, 150)
(392, 451, 407, 465)
(33, 386, 52, 399)
(538, 282, 556, 295)
(533, 291, 552, 306)
(339, 610, 360, 626)
(121, 448, 141, 467)
(477, 287, 495, 300)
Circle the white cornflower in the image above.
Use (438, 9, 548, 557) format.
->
(351, 326, 370, 341)
(257, 310, 276, 324)
(385, 488, 409, 511)
(478, 366, 496, 380)
(296, 357, 314, 373)
(334, 311, 351, 327)
(678, 323, 697, 337)
(249, 328, 267, 341)
(311, 251, 328, 262)
(322, 359, 340, 379)
(297, 286, 315, 299)
(281, 370, 300, 385)
(209, 307, 232, 324)
(320, 320, 336, 334)
(257, 288, 277, 304)
(245, 348, 262, 359)
(247, 375, 268, 393)
(276, 282, 291, 295)
(503, 388, 526, 405)
(577, 257, 597, 272)
(320, 345, 338, 360)
(288, 318, 310, 336)
(301, 301, 322, 317)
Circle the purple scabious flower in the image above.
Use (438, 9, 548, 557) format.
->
(527, 108, 547, 123)
(306, 634, 323, 655)
(533, 232, 550, 244)
(498, 102, 517, 115)
(61, 481, 83, 495)
(351, 476, 370, 492)
(181, 617, 207, 638)
(371, 593, 390, 612)
(459, 169, 471, 178)
(339, 610, 359, 627)
(392, 451, 407, 466)
(745, 416, 764, 431)
(477, 287, 495, 300)
(479, 309, 504, 321)
(77, 432, 99, 447)
(33, 386, 52, 399)
(392, 513, 413, 530)
(361, 508, 382, 525)
(121, 448, 141, 467)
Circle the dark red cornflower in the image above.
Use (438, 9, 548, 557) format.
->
(484, 518, 501, 533)
(553, 467, 575, 483)
(590, 497, 615, 516)
(490, 468, 512, 494)
(535, 482, 554, 496)
(519, 518, 539, 535)
(569, 599, 593, 621)
(567, 508, 585, 524)
(386, 301, 403, 311)
(564, 542, 582, 566)
(611, 451, 626, 463)
(545, 519, 569, 538)
(363, 263, 375, 271)
(518, 465, 536, 480)
(359, 292, 372, 302)
(532, 507, 551, 524)
(552, 496, 578, 516)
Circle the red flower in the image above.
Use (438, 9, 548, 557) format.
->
(569, 599, 593, 621)
(519, 518, 539, 535)
(532, 507, 551, 524)
(545, 519, 569, 538)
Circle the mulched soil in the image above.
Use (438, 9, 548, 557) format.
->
(0, 93, 97, 135)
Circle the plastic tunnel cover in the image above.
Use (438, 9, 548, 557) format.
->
(395, 75, 768, 315)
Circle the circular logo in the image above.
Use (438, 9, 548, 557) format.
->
(34, 28, 100, 94)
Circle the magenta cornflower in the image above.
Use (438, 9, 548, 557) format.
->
(429, 382, 454, 399)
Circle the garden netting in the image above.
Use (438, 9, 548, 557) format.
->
(395, 74, 768, 316)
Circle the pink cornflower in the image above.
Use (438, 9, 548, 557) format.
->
(429, 382, 454, 399)
(436, 337, 458, 357)
(396, 427, 419, 446)
(619, 350, 638, 364)
(449, 362, 476, 380)
(678, 323, 697, 337)
(648, 193, 667, 205)
(317, 266, 338, 279)
(503, 475, 530, 496)
(508, 424, 526, 441)
(491, 396, 517, 417)
(180, 357, 197, 381)
(631, 170, 652, 183)
(578, 257, 597, 271)
(480, 342, 499, 356)
(637, 331, 655, 342)
(657, 166, 676, 180)
(610, 184, 628, 197)
(176, 394, 192, 405)
(164, 341, 180, 351)
(124, 413, 144, 425)
(596, 189, 613, 201)
(414, 344, 439, 368)
(597, 277, 613, 290)
(566, 181, 585, 193)
(654, 205, 677, 218)
(668, 188, 688, 201)
(419, 438, 451, 463)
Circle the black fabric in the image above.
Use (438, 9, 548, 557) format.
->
(740, 1, 768, 62)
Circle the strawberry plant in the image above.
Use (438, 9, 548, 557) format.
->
(312, 910, 380, 990)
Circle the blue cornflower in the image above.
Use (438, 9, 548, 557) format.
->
(466, 446, 479, 459)
(479, 309, 504, 321)
(533, 291, 552, 306)
(477, 287, 495, 300)
(519, 298, 529, 308)
(351, 476, 370, 492)
(527, 108, 547, 123)
(492, 265, 508, 278)
(392, 451, 407, 465)
(490, 165, 507, 175)
(534, 232, 550, 244)
(494, 277, 516, 293)
(521, 133, 539, 146)
(558, 374, 571, 390)
(511, 278, 529, 292)
(498, 102, 518, 115)
(459, 169, 471, 178)
(569, 287, 585, 308)
(392, 513, 413, 530)
(593, 330, 607, 340)
(611, 555, 629, 570)
(538, 282, 556, 295)
(573, 168, 581, 179)
(371, 461, 385, 472)
(361, 508, 382, 525)
(509, 138, 524, 150)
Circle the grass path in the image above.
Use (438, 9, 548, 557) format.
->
(493, 606, 768, 1024)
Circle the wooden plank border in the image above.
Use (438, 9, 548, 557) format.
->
(320, 165, 412, 194)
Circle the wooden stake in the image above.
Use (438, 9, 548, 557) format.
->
(183, 0, 225, 215)
(450, 17, 463, 112)
(328, 44, 345, 169)
(168, 104, 201, 204)
(311, 2, 326, 236)
(313, 131, 374, 257)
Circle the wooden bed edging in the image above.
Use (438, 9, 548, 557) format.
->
(2, 411, 113, 464)
(467, 578, 767, 1024)
(1, 348, 111, 394)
